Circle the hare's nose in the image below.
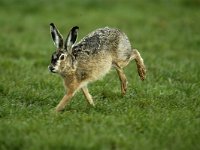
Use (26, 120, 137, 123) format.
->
(48, 65, 54, 72)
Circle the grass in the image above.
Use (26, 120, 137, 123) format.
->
(0, 0, 200, 149)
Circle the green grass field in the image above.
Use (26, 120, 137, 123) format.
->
(0, 0, 200, 149)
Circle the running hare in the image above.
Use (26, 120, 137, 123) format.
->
(48, 23, 146, 112)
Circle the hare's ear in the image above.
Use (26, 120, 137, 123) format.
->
(50, 23, 64, 49)
(64, 26, 79, 53)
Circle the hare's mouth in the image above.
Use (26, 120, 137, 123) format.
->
(48, 65, 56, 73)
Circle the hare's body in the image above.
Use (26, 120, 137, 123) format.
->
(65, 27, 132, 85)
(48, 24, 146, 112)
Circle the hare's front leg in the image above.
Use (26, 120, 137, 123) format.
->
(56, 80, 81, 112)
(56, 81, 80, 112)
(56, 89, 75, 112)
(81, 86, 95, 106)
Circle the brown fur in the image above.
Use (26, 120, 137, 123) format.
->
(48, 25, 146, 112)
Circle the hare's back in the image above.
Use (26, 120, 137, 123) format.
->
(72, 27, 121, 56)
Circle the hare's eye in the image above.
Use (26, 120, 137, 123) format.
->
(60, 55, 65, 60)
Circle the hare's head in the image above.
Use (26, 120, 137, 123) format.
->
(48, 23, 79, 74)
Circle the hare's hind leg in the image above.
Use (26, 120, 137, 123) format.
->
(82, 86, 95, 106)
(116, 68, 128, 95)
(132, 49, 146, 80)
(113, 63, 128, 96)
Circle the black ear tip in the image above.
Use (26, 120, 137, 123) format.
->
(75, 26, 79, 29)
(50, 23, 55, 27)
(71, 26, 79, 32)
(73, 26, 79, 30)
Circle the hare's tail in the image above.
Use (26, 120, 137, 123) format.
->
(132, 49, 146, 80)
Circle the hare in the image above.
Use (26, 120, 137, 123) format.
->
(48, 23, 146, 112)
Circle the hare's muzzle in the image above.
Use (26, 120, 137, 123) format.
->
(48, 65, 56, 73)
